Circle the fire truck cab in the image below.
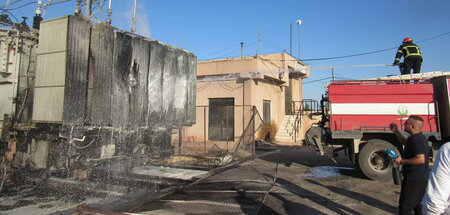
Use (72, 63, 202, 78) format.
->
(306, 72, 450, 181)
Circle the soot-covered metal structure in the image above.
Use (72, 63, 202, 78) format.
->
(2, 15, 197, 176)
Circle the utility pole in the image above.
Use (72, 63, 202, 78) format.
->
(290, 23, 292, 56)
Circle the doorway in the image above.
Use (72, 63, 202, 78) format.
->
(208, 98, 234, 141)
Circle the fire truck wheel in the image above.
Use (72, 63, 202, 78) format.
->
(358, 139, 399, 181)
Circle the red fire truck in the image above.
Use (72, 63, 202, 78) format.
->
(306, 72, 450, 181)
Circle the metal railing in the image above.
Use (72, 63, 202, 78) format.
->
(291, 99, 321, 142)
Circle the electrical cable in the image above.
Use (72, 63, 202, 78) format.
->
(416, 31, 450, 43)
(199, 35, 259, 59)
(303, 77, 332, 85)
(301, 47, 397, 61)
(260, 36, 286, 53)
(217, 80, 234, 91)
(0, 0, 26, 9)
(217, 81, 235, 92)
(219, 80, 239, 91)
(196, 82, 211, 91)
(16, 45, 35, 123)
(310, 64, 392, 71)
(1, 1, 37, 11)
(71, 127, 102, 150)
(257, 57, 284, 94)
(211, 39, 259, 60)
(301, 31, 450, 61)
(1, 10, 19, 22)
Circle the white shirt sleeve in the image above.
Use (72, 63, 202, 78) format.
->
(422, 143, 450, 215)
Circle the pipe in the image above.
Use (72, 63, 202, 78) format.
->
(240, 42, 243, 59)
(15, 46, 34, 123)
(131, 0, 137, 33)
(10, 31, 21, 118)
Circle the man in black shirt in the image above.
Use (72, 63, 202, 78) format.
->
(390, 115, 429, 215)
(393, 38, 423, 75)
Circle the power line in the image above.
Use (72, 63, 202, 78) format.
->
(416, 31, 450, 43)
(199, 36, 259, 59)
(300, 31, 450, 62)
(196, 82, 211, 92)
(260, 36, 286, 53)
(0, 0, 26, 9)
(201, 39, 259, 61)
(301, 47, 396, 61)
(310, 64, 392, 71)
(217, 81, 235, 91)
(1, 10, 19, 22)
(1, 1, 37, 11)
(303, 77, 332, 85)
(219, 80, 242, 90)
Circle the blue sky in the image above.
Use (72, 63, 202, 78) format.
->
(2, 0, 450, 100)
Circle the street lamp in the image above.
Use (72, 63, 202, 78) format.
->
(296, 19, 302, 59)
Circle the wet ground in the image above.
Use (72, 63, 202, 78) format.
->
(0, 145, 400, 214)
(258, 146, 399, 215)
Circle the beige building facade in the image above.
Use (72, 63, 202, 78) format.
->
(183, 53, 310, 148)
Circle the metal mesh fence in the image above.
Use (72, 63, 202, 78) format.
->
(172, 105, 263, 161)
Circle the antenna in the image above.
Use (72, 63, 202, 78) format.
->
(255, 25, 262, 56)
(296, 19, 302, 59)
(290, 23, 292, 56)
(331, 67, 335, 82)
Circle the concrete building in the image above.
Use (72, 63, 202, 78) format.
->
(182, 53, 311, 150)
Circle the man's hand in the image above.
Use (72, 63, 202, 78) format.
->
(393, 62, 398, 66)
(389, 123, 398, 132)
(394, 157, 402, 165)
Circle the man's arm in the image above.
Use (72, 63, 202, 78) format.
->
(422, 143, 450, 215)
(390, 123, 406, 145)
(394, 154, 425, 165)
(393, 46, 403, 65)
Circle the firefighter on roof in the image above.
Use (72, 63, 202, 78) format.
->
(393, 38, 423, 75)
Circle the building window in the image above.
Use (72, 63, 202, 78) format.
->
(208, 98, 234, 141)
(263, 100, 271, 125)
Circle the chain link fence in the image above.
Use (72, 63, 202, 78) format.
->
(171, 105, 263, 163)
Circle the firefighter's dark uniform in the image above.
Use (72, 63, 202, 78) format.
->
(393, 42, 423, 75)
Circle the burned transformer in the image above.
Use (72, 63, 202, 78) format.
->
(0, 15, 197, 185)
